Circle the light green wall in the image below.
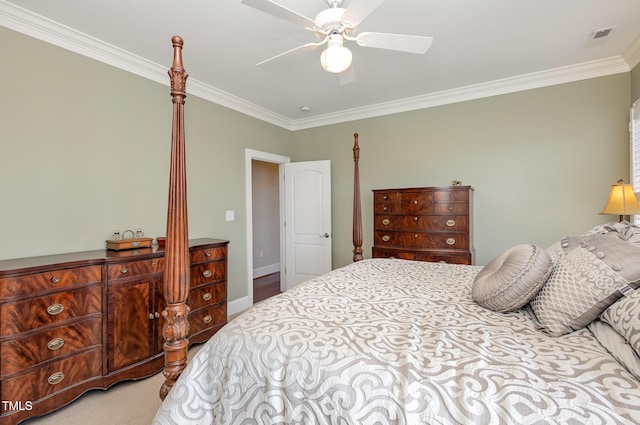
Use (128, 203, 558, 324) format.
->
(632, 62, 640, 104)
(0, 27, 293, 302)
(292, 74, 632, 267)
(1, 26, 635, 303)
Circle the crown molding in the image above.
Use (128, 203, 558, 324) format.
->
(290, 56, 631, 130)
(623, 32, 640, 69)
(0, 0, 292, 129)
(1, 0, 635, 132)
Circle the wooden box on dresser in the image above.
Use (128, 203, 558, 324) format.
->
(372, 186, 474, 265)
(0, 238, 228, 424)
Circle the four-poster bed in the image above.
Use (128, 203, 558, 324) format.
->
(157, 38, 640, 424)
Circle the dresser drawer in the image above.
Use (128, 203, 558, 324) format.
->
(0, 265, 101, 299)
(0, 285, 102, 336)
(415, 233, 469, 250)
(190, 246, 227, 264)
(189, 304, 226, 336)
(373, 191, 399, 203)
(375, 231, 469, 250)
(400, 192, 434, 214)
(1, 317, 102, 376)
(190, 262, 227, 286)
(374, 201, 400, 214)
(375, 215, 468, 232)
(414, 251, 472, 265)
(374, 231, 415, 247)
(372, 247, 416, 260)
(372, 247, 473, 265)
(107, 258, 164, 280)
(433, 190, 469, 202)
(0, 348, 102, 411)
(434, 202, 469, 215)
(188, 282, 226, 310)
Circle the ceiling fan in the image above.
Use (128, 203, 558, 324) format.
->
(241, 0, 434, 76)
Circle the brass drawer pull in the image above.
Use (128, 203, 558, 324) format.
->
(149, 313, 155, 320)
(48, 338, 65, 351)
(446, 219, 456, 227)
(51, 277, 60, 283)
(382, 235, 390, 242)
(205, 252, 212, 257)
(203, 315, 212, 324)
(446, 238, 456, 245)
(383, 195, 388, 200)
(121, 267, 128, 274)
(448, 205, 454, 211)
(155, 311, 160, 319)
(47, 303, 64, 316)
(203, 270, 213, 278)
(382, 219, 390, 226)
(414, 200, 418, 204)
(48, 372, 65, 385)
(203, 293, 212, 301)
(414, 216, 418, 221)
(383, 206, 388, 211)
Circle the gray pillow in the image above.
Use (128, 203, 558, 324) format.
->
(601, 290, 640, 358)
(472, 244, 553, 313)
(531, 232, 640, 336)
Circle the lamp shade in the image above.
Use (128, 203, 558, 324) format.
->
(320, 34, 352, 74)
(600, 179, 640, 220)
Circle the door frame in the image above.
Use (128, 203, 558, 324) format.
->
(244, 149, 290, 309)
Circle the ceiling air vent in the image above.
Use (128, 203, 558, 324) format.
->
(591, 27, 615, 39)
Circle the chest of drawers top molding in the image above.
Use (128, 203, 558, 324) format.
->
(0, 238, 227, 277)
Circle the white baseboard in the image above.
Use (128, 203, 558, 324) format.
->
(228, 296, 250, 317)
(253, 263, 280, 278)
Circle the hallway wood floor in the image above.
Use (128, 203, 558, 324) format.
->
(253, 272, 281, 303)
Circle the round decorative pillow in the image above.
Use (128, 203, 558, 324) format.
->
(472, 244, 553, 313)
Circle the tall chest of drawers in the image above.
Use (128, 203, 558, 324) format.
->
(0, 238, 228, 424)
(372, 186, 474, 264)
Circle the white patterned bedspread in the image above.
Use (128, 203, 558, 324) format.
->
(153, 259, 640, 424)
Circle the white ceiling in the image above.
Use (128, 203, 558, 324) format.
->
(2, 0, 640, 130)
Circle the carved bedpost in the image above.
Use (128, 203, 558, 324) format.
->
(160, 35, 191, 400)
(352, 133, 363, 262)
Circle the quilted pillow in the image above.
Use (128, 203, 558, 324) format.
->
(472, 244, 553, 313)
(531, 232, 640, 336)
(601, 290, 640, 358)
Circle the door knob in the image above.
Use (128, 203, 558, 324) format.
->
(322, 233, 331, 238)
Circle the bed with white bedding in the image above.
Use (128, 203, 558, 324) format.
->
(155, 43, 640, 421)
(154, 222, 640, 424)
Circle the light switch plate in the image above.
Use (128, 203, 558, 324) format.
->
(226, 210, 235, 221)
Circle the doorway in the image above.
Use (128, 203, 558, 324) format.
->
(244, 149, 289, 310)
(251, 159, 281, 303)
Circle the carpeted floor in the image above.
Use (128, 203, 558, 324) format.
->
(22, 345, 204, 425)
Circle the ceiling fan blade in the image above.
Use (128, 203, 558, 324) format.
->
(342, 0, 385, 26)
(356, 32, 434, 54)
(337, 66, 356, 86)
(256, 42, 323, 67)
(241, 0, 316, 29)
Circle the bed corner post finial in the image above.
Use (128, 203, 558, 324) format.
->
(160, 35, 191, 401)
(169, 35, 188, 105)
(352, 133, 363, 262)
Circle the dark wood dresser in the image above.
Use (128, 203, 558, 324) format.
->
(372, 186, 474, 264)
(0, 238, 228, 424)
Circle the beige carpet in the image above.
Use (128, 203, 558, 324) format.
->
(23, 345, 204, 425)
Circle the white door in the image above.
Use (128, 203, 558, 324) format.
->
(283, 160, 332, 290)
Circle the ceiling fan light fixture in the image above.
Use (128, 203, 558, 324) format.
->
(320, 34, 352, 73)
